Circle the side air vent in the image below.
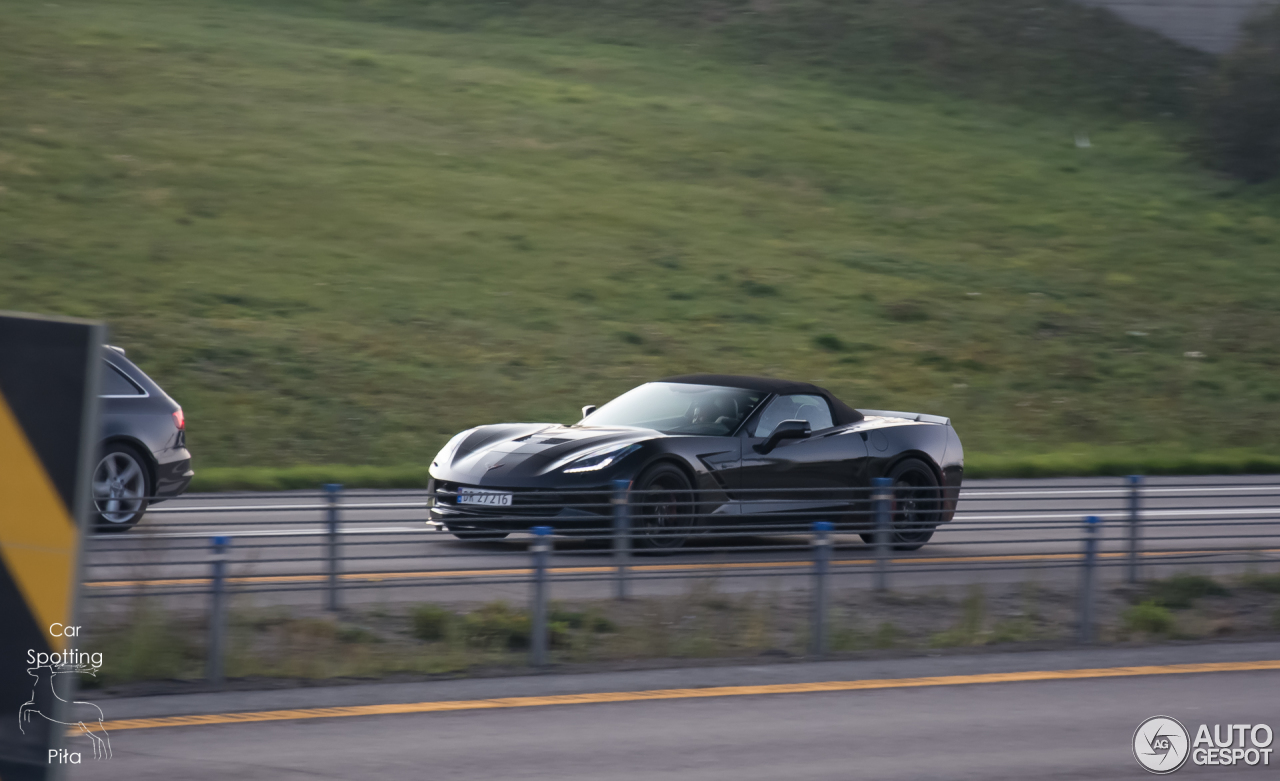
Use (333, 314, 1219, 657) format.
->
(857, 409, 951, 426)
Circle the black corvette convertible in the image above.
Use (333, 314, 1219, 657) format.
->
(427, 374, 962, 550)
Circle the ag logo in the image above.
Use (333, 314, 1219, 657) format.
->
(1134, 716, 1190, 774)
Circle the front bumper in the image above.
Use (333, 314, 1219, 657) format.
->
(427, 479, 611, 533)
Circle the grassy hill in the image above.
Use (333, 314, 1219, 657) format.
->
(2, 0, 1278, 481)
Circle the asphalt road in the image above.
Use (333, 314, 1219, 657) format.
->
(68, 643, 1280, 780)
(81, 475, 1280, 606)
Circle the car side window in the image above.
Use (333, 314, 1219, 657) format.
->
(101, 363, 144, 397)
(748, 394, 834, 437)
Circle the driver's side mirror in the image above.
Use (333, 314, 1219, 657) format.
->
(755, 419, 811, 453)
(581, 405, 597, 420)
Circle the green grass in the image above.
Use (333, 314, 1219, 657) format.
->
(1122, 600, 1176, 634)
(81, 578, 1279, 686)
(3, 0, 1279, 473)
(83, 600, 200, 686)
(930, 585, 988, 647)
(190, 464, 430, 491)
(963, 447, 1280, 480)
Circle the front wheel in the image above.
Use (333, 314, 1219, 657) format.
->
(631, 463, 696, 550)
(93, 443, 150, 532)
(859, 458, 940, 552)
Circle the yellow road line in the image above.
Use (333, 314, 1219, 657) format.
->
(95, 660, 1280, 733)
(84, 546, 1278, 589)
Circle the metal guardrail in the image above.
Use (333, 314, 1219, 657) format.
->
(83, 476, 1280, 684)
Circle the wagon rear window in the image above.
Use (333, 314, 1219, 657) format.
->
(101, 363, 144, 397)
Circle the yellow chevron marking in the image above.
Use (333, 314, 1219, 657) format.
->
(0, 389, 77, 649)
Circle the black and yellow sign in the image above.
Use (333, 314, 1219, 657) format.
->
(0, 312, 103, 781)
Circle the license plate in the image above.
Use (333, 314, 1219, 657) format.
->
(457, 488, 513, 506)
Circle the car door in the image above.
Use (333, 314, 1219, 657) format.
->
(736, 394, 870, 522)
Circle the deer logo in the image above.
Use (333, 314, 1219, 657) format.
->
(18, 663, 111, 760)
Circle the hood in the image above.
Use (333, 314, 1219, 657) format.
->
(430, 423, 655, 485)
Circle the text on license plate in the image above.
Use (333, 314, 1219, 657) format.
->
(458, 489, 513, 506)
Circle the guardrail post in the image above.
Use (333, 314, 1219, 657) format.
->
(810, 521, 833, 657)
(1079, 515, 1101, 644)
(530, 526, 553, 666)
(612, 479, 631, 601)
(325, 483, 342, 612)
(872, 477, 893, 593)
(1127, 475, 1141, 584)
(206, 535, 230, 688)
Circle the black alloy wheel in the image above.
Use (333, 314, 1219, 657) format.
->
(93, 443, 150, 532)
(631, 463, 696, 550)
(860, 458, 941, 552)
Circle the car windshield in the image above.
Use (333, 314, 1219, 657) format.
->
(580, 382, 767, 436)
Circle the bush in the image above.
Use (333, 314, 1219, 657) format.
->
(1147, 574, 1229, 609)
(1197, 6, 1280, 182)
(410, 605, 454, 642)
(462, 602, 531, 651)
(1243, 572, 1280, 594)
(1124, 600, 1175, 634)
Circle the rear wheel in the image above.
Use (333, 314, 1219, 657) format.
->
(93, 443, 150, 533)
(631, 463, 695, 550)
(860, 458, 940, 552)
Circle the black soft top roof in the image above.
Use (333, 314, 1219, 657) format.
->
(659, 374, 864, 425)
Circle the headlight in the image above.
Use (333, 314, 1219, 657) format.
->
(562, 443, 641, 474)
(432, 429, 472, 468)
